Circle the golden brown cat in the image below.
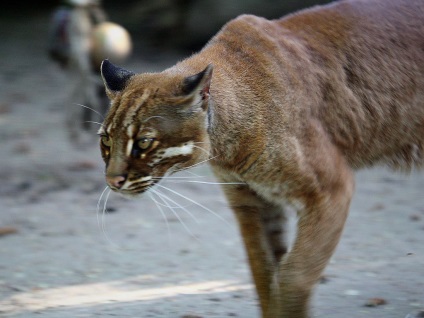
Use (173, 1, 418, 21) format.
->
(98, 0, 424, 317)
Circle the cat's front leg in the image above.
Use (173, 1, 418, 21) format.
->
(268, 158, 355, 318)
(222, 184, 281, 317)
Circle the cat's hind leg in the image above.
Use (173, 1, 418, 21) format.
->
(268, 135, 355, 318)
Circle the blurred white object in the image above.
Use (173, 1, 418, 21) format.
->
(91, 22, 132, 67)
(48, 0, 132, 145)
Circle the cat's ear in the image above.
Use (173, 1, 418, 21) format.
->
(101, 59, 135, 99)
(180, 64, 213, 111)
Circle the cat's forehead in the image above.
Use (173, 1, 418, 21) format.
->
(102, 71, 195, 136)
(104, 98, 162, 135)
(104, 97, 184, 137)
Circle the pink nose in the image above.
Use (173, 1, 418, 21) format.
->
(106, 175, 126, 189)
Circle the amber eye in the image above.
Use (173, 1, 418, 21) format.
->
(101, 135, 112, 147)
(137, 138, 153, 150)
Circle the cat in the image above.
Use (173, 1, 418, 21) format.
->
(97, 0, 424, 317)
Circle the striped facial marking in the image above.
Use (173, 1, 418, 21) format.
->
(120, 175, 153, 191)
(126, 138, 134, 157)
(149, 141, 194, 167)
(106, 123, 113, 135)
(121, 90, 151, 128)
(126, 124, 136, 157)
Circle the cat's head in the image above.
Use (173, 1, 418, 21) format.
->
(98, 60, 213, 196)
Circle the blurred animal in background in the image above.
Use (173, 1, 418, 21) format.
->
(48, 0, 132, 144)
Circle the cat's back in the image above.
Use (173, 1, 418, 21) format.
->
(208, 0, 424, 55)
(278, 0, 424, 168)
(281, 0, 424, 32)
(202, 0, 423, 93)
(279, 0, 423, 55)
(196, 0, 424, 170)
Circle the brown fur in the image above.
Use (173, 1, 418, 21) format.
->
(99, 0, 424, 317)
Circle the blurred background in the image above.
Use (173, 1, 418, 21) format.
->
(3, 0, 333, 53)
(0, 1, 423, 318)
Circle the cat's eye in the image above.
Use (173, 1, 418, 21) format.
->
(101, 135, 112, 147)
(137, 138, 153, 150)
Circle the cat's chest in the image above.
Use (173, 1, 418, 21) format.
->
(249, 179, 288, 203)
(215, 164, 303, 211)
(248, 179, 306, 212)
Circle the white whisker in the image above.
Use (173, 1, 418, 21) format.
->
(146, 189, 194, 208)
(181, 170, 205, 178)
(142, 115, 166, 124)
(84, 120, 105, 127)
(156, 184, 231, 227)
(101, 189, 120, 248)
(148, 192, 171, 243)
(152, 189, 199, 224)
(156, 180, 245, 185)
(74, 103, 105, 120)
(174, 155, 219, 172)
(101, 188, 111, 238)
(96, 186, 109, 231)
(151, 188, 199, 240)
(193, 145, 210, 156)
(151, 176, 206, 180)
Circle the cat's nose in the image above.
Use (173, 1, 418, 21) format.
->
(106, 175, 127, 189)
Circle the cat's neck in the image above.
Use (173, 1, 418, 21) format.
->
(165, 55, 241, 167)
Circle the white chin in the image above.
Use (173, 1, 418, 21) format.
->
(115, 190, 145, 199)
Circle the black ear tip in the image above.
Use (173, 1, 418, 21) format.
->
(182, 64, 214, 95)
(100, 59, 110, 71)
(101, 60, 135, 92)
(100, 59, 116, 76)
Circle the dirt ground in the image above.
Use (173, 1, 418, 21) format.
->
(0, 11, 423, 318)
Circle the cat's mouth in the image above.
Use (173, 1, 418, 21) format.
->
(107, 176, 158, 196)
